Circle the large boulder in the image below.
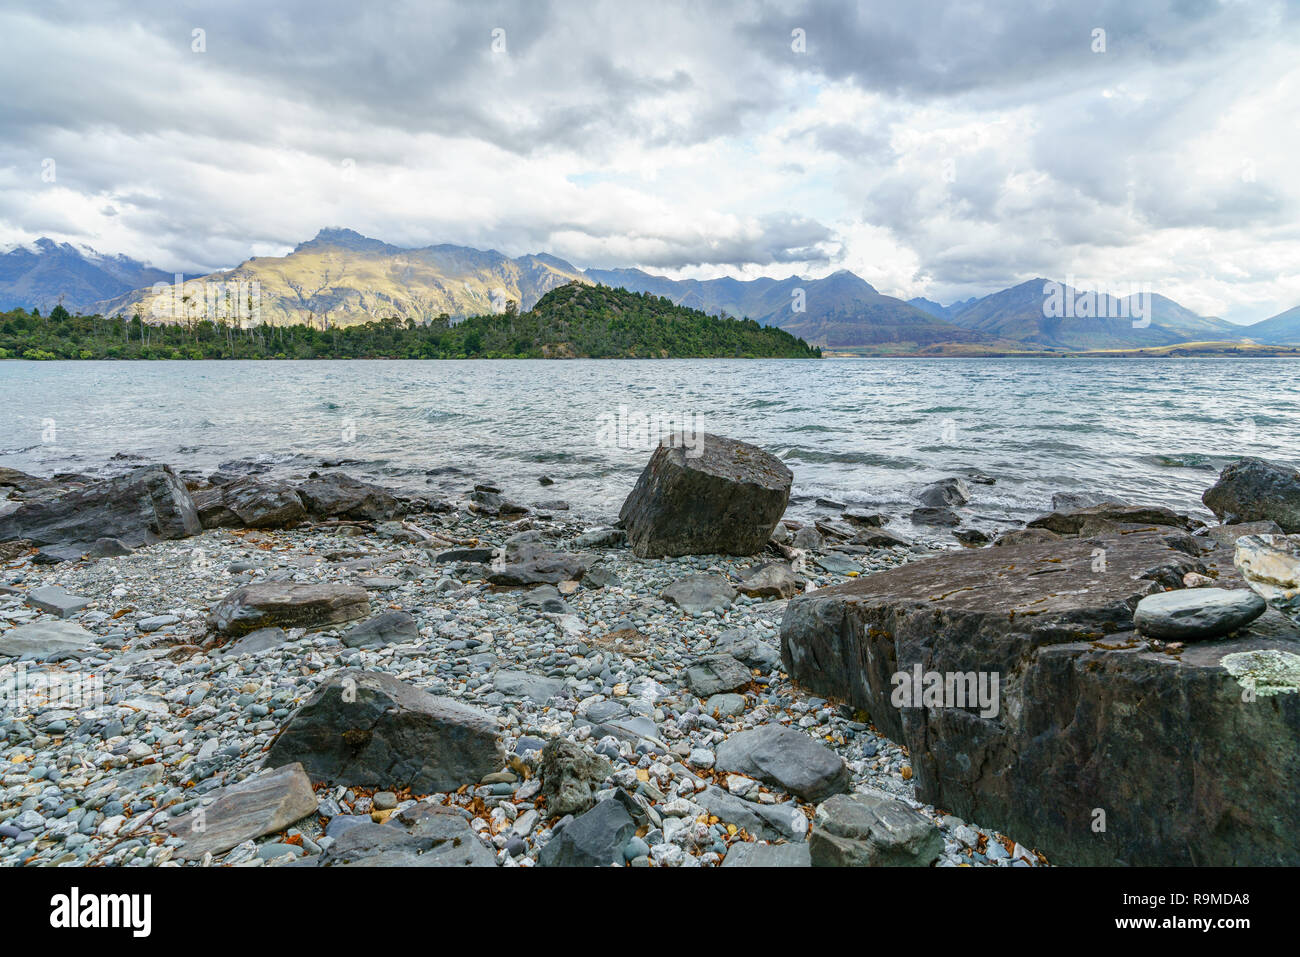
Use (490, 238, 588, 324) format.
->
(296, 472, 405, 521)
(266, 670, 502, 792)
(192, 478, 307, 529)
(208, 582, 370, 637)
(487, 548, 586, 586)
(0, 465, 199, 549)
(1203, 457, 1300, 532)
(538, 798, 636, 867)
(780, 530, 1300, 865)
(618, 434, 792, 557)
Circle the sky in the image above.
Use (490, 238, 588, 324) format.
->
(0, 0, 1297, 323)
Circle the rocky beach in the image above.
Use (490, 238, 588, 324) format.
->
(1, 441, 1298, 868)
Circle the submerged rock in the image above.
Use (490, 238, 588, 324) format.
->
(916, 477, 970, 508)
(619, 434, 792, 557)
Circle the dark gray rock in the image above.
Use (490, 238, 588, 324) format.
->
(809, 792, 943, 867)
(296, 472, 406, 521)
(1203, 457, 1300, 532)
(574, 527, 627, 548)
(661, 575, 737, 616)
(25, 584, 91, 618)
(715, 629, 782, 671)
(342, 611, 419, 648)
(0, 465, 199, 549)
(493, 670, 565, 704)
(1051, 491, 1114, 511)
(618, 434, 792, 558)
(780, 530, 1300, 865)
(538, 798, 635, 867)
(714, 724, 850, 802)
(266, 670, 502, 792)
(721, 842, 812, 867)
(1134, 587, 1266, 640)
(488, 550, 586, 586)
(842, 509, 886, 528)
(685, 654, 751, 696)
(193, 477, 307, 529)
(87, 536, 134, 557)
(167, 763, 318, 861)
(435, 547, 495, 563)
(992, 527, 1062, 547)
(910, 506, 960, 527)
(208, 582, 370, 636)
(1027, 502, 1193, 536)
(853, 527, 911, 547)
(216, 626, 289, 657)
(314, 801, 497, 867)
(791, 526, 824, 551)
(917, 477, 970, 508)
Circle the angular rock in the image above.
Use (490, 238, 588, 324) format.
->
(167, 763, 318, 861)
(342, 610, 419, 648)
(809, 792, 943, 867)
(854, 527, 911, 547)
(538, 798, 635, 867)
(842, 509, 886, 528)
(1051, 491, 1114, 511)
(1134, 587, 1265, 640)
(993, 526, 1062, 547)
(574, 527, 626, 548)
(738, 562, 801, 599)
(953, 528, 992, 547)
(792, 526, 823, 551)
(1203, 457, 1300, 532)
(0, 619, 98, 659)
(685, 654, 752, 696)
(193, 477, 307, 529)
(618, 434, 792, 558)
(313, 801, 496, 867)
(266, 670, 501, 792)
(488, 550, 586, 586)
(715, 630, 782, 671)
(25, 585, 91, 618)
(1234, 534, 1300, 620)
(694, 785, 808, 842)
(910, 506, 960, 527)
(917, 477, 970, 508)
(780, 530, 1300, 865)
(0, 465, 199, 549)
(87, 536, 134, 557)
(208, 582, 370, 636)
(1199, 520, 1285, 551)
(714, 724, 850, 802)
(215, 626, 289, 657)
(435, 547, 495, 563)
(296, 472, 405, 521)
(661, 574, 736, 616)
(540, 738, 612, 816)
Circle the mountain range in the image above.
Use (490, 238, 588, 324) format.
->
(3, 229, 1298, 353)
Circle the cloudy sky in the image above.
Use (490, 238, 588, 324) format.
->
(1, 0, 1297, 322)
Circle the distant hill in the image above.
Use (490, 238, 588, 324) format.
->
(942, 279, 1248, 351)
(1242, 304, 1300, 344)
(0, 281, 820, 359)
(98, 228, 591, 328)
(0, 239, 178, 313)
(585, 267, 977, 348)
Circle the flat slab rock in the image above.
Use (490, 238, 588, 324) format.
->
(1134, 587, 1265, 640)
(714, 724, 850, 802)
(0, 619, 99, 659)
(266, 669, 502, 793)
(208, 582, 371, 636)
(685, 654, 751, 696)
(661, 575, 737, 616)
(619, 433, 792, 558)
(721, 842, 811, 867)
(780, 530, 1300, 865)
(167, 763, 318, 861)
